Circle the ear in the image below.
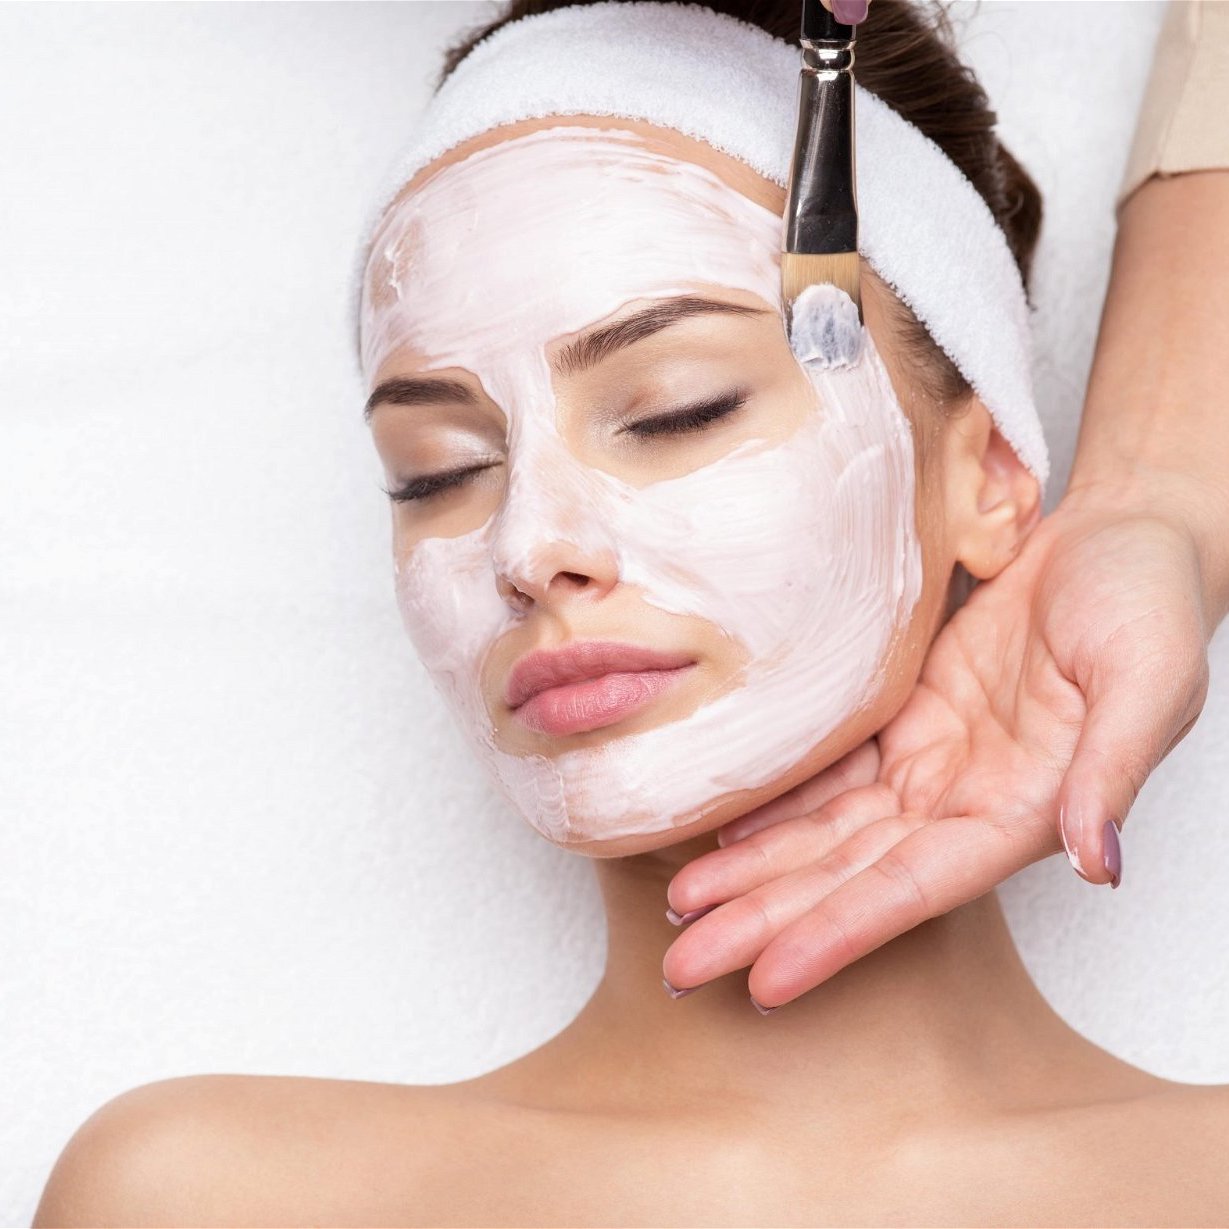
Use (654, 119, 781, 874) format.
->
(941, 398, 1042, 580)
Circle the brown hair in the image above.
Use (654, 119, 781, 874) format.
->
(435, 0, 1042, 408)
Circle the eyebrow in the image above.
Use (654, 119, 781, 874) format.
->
(552, 294, 771, 377)
(363, 294, 770, 423)
(363, 374, 476, 423)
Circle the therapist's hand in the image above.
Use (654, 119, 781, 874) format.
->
(662, 480, 1216, 1011)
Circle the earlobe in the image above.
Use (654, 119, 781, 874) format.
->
(943, 399, 1042, 580)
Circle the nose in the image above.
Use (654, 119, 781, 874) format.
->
(489, 446, 621, 616)
(494, 537, 620, 614)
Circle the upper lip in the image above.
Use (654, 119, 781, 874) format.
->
(504, 641, 696, 710)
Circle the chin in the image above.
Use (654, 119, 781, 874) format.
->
(543, 791, 753, 858)
(529, 703, 896, 858)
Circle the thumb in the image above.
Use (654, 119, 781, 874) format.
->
(1057, 650, 1208, 889)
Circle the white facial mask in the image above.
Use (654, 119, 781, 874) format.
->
(361, 125, 922, 845)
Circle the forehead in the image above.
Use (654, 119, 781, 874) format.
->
(359, 117, 787, 384)
(393, 114, 786, 216)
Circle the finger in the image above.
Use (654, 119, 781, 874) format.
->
(716, 739, 880, 846)
(1057, 644, 1209, 887)
(663, 811, 928, 992)
(668, 782, 898, 916)
(747, 811, 1046, 1009)
(832, 0, 871, 22)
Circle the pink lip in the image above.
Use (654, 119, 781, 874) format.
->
(505, 641, 697, 737)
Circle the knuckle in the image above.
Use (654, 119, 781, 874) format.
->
(1155, 628, 1207, 685)
(746, 833, 777, 879)
(879, 812, 923, 844)
(872, 847, 931, 916)
(733, 886, 782, 940)
(1115, 749, 1153, 804)
(1189, 657, 1211, 708)
(824, 782, 897, 827)
(799, 904, 861, 976)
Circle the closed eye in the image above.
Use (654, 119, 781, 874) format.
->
(620, 389, 748, 438)
(383, 388, 748, 503)
(383, 461, 500, 504)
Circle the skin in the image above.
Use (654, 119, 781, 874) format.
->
(716, 0, 1229, 1021)
(33, 121, 1229, 1228)
(663, 169, 1229, 1012)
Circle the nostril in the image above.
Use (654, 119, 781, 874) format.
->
(496, 575, 533, 610)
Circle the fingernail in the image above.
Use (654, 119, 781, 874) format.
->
(1102, 819, 1122, 890)
(1058, 801, 1094, 883)
(665, 903, 717, 926)
(832, 0, 869, 23)
(750, 995, 780, 1016)
(663, 976, 698, 999)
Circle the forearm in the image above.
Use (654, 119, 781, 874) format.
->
(1066, 169, 1229, 626)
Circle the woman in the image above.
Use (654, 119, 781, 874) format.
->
(33, 2, 1229, 1225)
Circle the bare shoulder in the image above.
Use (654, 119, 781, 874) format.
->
(1112, 1077, 1229, 1144)
(32, 1071, 484, 1228)
(1154, 1078, 1229, 1118)
(35, 1067, 1229, 1227)
(999, 1077, 1229, 1225)
(1107, 1079, 1229, 1221)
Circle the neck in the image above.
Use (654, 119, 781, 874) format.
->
(537, 828, 1085, 1120)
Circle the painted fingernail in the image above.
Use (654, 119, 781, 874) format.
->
(832, 0, 869, 23)
(750, 996, 780, 1015)
(665, 903, 717, 926)
(1102, 819, 1122, 889)
(663, 976, 698, 999)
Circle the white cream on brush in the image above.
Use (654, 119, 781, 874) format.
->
(360, 125, 922, 845)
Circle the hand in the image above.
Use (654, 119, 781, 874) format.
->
(662, 483, 1214, 1009)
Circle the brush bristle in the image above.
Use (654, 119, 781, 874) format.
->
(781, 252, 861, 317)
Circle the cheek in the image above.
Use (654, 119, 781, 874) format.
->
(393, 526, 510, 746)
(627, 358, 921, 670)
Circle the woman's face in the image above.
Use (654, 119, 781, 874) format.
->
(361, 116, 953, 856)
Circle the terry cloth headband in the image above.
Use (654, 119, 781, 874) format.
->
(353, 0, 1050, 488)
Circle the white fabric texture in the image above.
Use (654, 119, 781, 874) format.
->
(354, 0, 1050, 487)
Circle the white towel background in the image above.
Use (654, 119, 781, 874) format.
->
(3, 2, 1226, 1222)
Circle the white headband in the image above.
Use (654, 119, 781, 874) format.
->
(353, 0, 1049, 488)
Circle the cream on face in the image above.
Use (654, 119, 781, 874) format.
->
(361, 125, 922, 845)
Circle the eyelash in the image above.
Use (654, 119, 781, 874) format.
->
(384, 389, 748, 504)
(619, 388, 748, 438)
(382, 462, 497, 504)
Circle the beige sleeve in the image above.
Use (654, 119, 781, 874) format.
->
(1118, 0, 1229, 208)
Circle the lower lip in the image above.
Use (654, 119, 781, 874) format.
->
(513, 666, 696, 737)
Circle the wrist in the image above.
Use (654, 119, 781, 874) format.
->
(1061, 466, 1229, 628)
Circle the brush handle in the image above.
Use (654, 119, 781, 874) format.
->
(801, 0, 853, 42)
(783, 10, 858, 256)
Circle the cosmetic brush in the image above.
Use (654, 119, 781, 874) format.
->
(781, 0, 861, 343)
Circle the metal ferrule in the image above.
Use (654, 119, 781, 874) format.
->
(782, 39, 858, 256)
